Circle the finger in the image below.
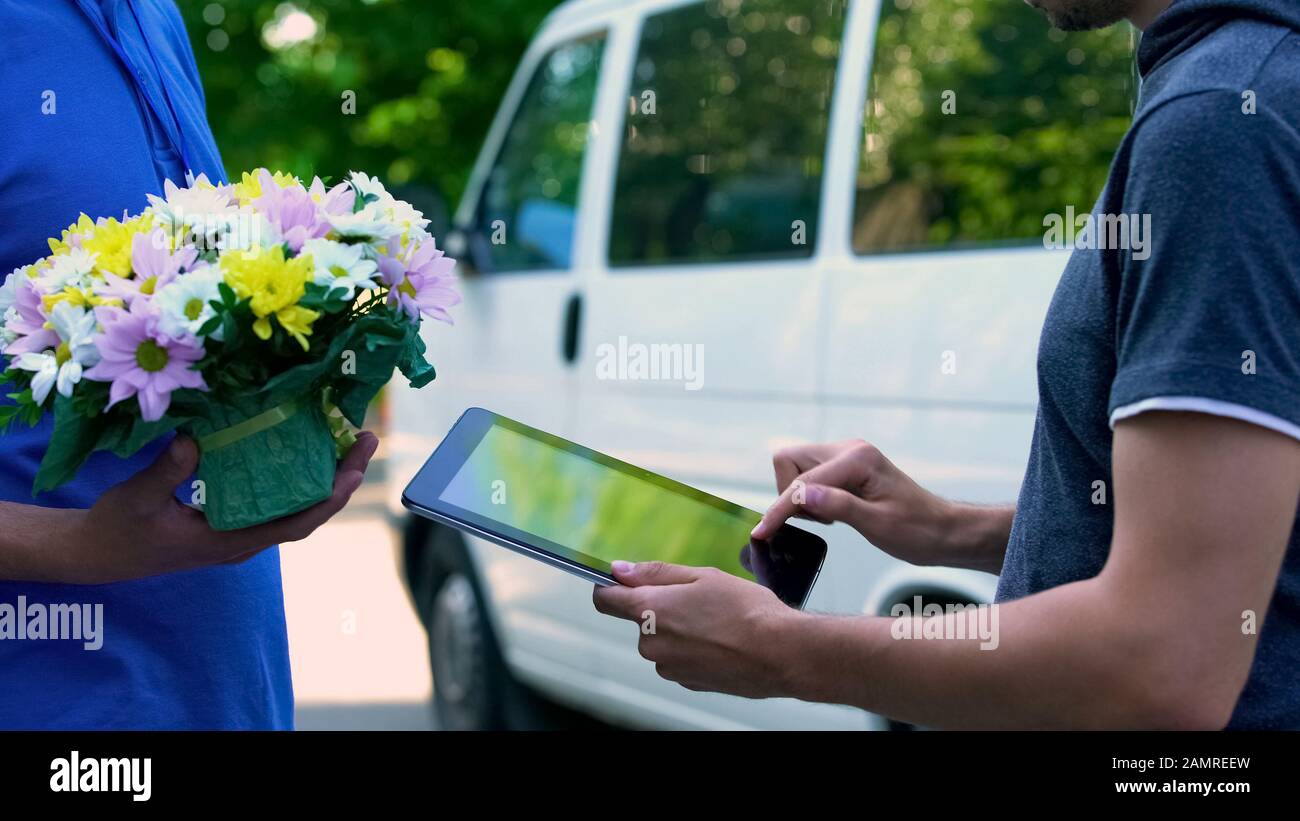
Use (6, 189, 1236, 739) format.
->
(611, 560, 703, 588)
(772, 440, 864, 495)
(209, 464, 366, 556)
(637, 633, 662, 662)
(264, 468, 366, 544)
(592, 583, 647, 621)
(772, 448, 805, 496)
(751, 447, 874, 539)
(798, 484, 870, 530)
(339, 431, 380, 475)
(126, 436, 199, 502)
(654, 663, 685, 685)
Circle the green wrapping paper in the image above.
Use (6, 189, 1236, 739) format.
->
(191, 396, 337, 531)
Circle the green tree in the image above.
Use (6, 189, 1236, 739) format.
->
(180, 0, 562, 212)
(855, 0, 1137, 250)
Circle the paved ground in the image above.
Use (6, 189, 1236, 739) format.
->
(279, 453, 614, 731)
(280, 475, 437, 730)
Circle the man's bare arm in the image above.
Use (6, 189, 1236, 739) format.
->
(777, 412, 1297, 728)
(596, 412, 1298, 728)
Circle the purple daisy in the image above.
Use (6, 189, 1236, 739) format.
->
(3, 276, 58, 355)
(251, 170, 331, 252)
(308, 176, 355, 218)
(83, 300, 207, 421)
(96, 228, 198, 305)
(378, 238, 460, 323)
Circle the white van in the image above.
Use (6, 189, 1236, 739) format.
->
(387, 0, 1135, 730)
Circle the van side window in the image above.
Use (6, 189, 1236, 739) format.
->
(609, 0, 847, 266)
(853, 0, 1135, 254)
(475, 34, 605, 272)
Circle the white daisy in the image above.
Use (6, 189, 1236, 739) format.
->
(0, 306, 20, 355)
(326, 202, 400, 241)
(156, 266, 224, 341)
(13, 301, 101, 404)
(146, 174, 239, 234)
(0, 269, 21, 316)
(0, 267, 28, 354)
(347, 170, 429, 240)
(38, 248, 98, 292)
(388, 199, 431, 242)
(208, 208, 282, 254)
(348, 170, 389, 201)
(300, 238, 380, 299)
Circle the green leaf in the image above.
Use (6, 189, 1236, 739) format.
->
(32, 394, 109, 495)
(0, 404, 23, 432)
(102, 413, 187, 459)
(198, 314, 223, 337)
(300, 283, 353, 314)
(217, 282, 238, 307)
(396, 328, 437, 390)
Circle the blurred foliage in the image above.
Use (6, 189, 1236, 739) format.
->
(611, 0, 847, 264)
(854, 0, 1137, 251)
(181, 0, 1138, 260)
(476, 34, 605, 271)
(179, 0, 563, 210)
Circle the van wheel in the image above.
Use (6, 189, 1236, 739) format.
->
(420, 527, 553, 730)
(416, 523, 613, 730)
(429, 570, 501, 730)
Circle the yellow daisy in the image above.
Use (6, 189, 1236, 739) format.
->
(46, 214, 96, 256)
(79, 213, 155, 278)
(233, 169, 300, 204)
(220, 244, 319, 350)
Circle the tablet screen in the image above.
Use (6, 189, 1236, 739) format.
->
(438, 422, 758, 578)
(405, 409, 826, 607)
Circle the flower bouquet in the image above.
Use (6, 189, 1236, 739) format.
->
(0, 169, 458, 530)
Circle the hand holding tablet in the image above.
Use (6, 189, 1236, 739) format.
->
(402, 408, 826, 608)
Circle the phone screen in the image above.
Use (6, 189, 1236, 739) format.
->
(404, 409, 826, 607)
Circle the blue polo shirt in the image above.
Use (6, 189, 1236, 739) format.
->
(0, 0, 292, 729)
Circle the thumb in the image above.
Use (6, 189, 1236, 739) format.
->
(129, 436, 199, 499)
(799, 483, 867, 527)
(611, 560, 702, 587)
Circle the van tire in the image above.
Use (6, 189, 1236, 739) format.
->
(419, 523, 567, 730)
(421, 529, 518, 729)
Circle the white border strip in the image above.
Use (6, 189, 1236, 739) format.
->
(1110, 396, 1300, 443)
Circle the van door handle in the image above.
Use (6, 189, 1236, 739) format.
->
(561, 292, 582, 365)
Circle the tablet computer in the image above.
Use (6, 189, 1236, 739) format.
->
(401, 407, 827, 608)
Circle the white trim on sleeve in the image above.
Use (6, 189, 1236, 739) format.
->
(1109, 396, 1300, 443)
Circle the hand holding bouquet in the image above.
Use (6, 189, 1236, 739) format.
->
(0, 169, 458, 530)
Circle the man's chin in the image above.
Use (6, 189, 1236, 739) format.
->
(1027, 0, 1135, 32)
